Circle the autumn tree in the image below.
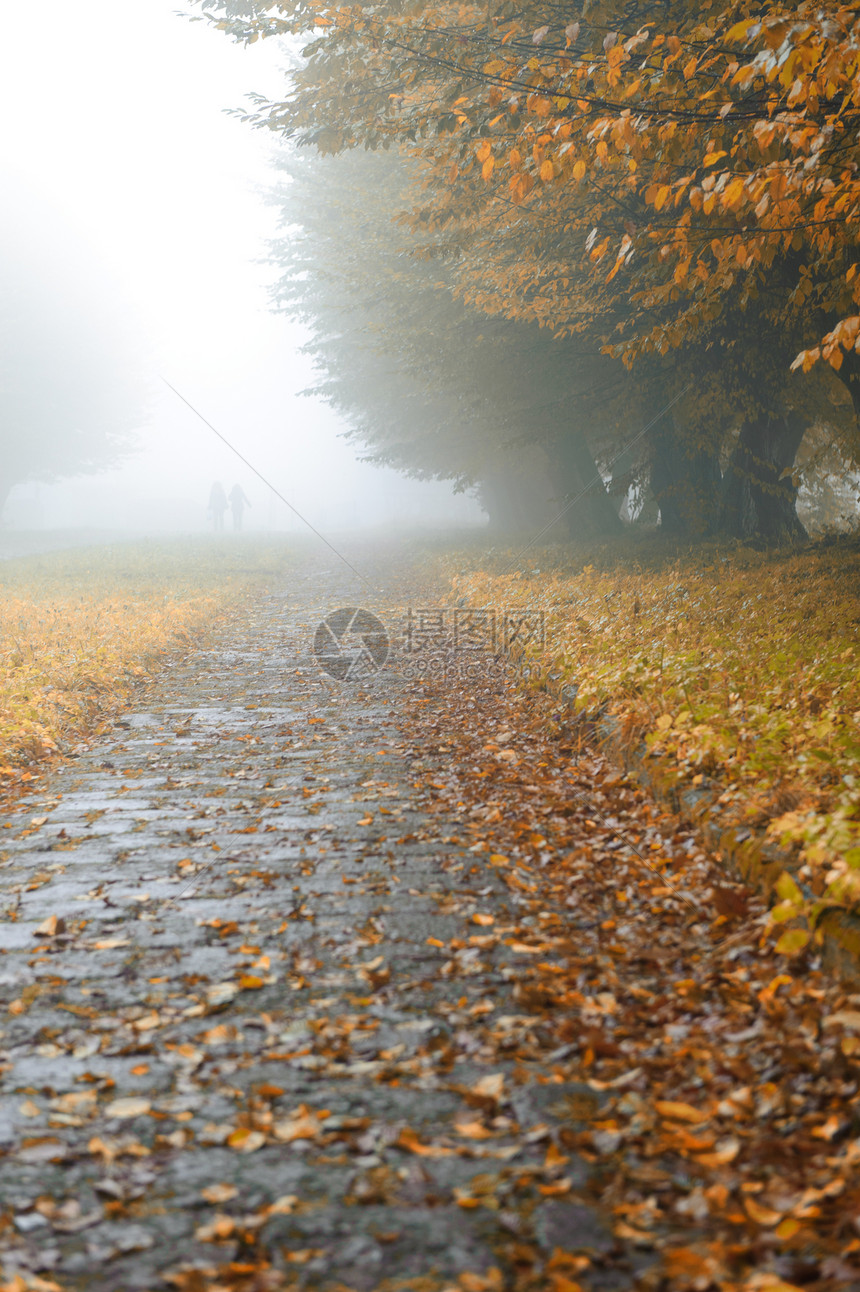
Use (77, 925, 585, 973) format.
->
(270, 147, 629, 536)
(195, 0, 860, 541)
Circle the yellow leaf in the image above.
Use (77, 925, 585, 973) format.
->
(227, 1127, 265, 1152)
(482, 156, 495, 181)
(775, 927, 810, 955)
(540, 159, 554, 182)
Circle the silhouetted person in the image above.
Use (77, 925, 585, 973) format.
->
(229, 484, 251, 532)
(208, 480, 227, 532)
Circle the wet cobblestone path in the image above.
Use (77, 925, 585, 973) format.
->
(5, 548, 833, 1292)
(0, 554, 633, 1292)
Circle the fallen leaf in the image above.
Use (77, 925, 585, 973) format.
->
(104, 1097, 151, 1120)
(272, 1106, 322, 1143)
(473, 1073, 505, 1099)
(226, 1127, 265, 1152)
(654, 1100, 709, 1124)
(34, 914, 66, 937)
(201, 1183, 238, 1204)
(454, 1119, 494, 1140)
(396, 1127, 455, 1157)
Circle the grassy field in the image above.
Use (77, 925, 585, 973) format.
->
(443, 535, 860, 922)
(0, 537, 295, 788)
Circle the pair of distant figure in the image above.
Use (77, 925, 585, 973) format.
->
(208, 481, 251, 532)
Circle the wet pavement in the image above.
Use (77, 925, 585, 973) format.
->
(0, 553, 646, 1291)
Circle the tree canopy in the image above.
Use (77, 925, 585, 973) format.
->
(195, 0, 860, 540)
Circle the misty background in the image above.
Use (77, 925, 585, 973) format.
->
(0, 1, 482, 539)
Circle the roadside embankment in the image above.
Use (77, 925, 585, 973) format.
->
(443, 536, 860, 974)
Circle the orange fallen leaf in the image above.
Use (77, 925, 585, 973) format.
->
(744, 1196, 784, 1226)
(454, 1119, 494, 1140)
(194, 1214, 236, 1242)
(472, 1073, 504, 1099)
(132, 1013, 160, 1032)
(544, 1141, 569, 1168)
(472, 913, 494, 926)
(272, 1106, 322, 1143)
(396, 1127, 455, 1157)
(256, 1083, 284, 1099)
(201, 1024, 238, 1045)
(654, 1100, 709, 1124)
(696, 1136, 741, 1167)
(201, 1182, 238, 1204)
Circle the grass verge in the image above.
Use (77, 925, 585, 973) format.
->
(443, 534, 860, 927)
(0, 536, 295, 789)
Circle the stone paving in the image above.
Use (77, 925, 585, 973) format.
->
(0, 554, 646, 1291)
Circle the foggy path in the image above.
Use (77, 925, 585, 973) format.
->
(4, 543, 796, 1292)
(0, 548, 634, 1290)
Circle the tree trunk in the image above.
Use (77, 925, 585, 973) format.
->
(650, 414, 722, 538)
(608, 443, 636, 522)
(478, 461, 556, 534)
(545, 432, 622, 539)
(721, 411, 808, 542)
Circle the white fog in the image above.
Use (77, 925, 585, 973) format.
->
(0, 1, 483, 542)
